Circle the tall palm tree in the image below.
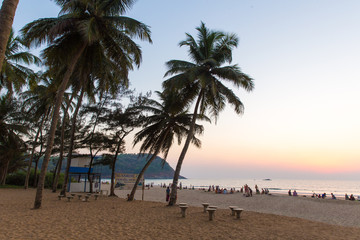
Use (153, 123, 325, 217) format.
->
(0, 29, 41, 98)
(0, 0, 19, 70)
(21, 0, 151, 209)
(52, 91, 75, 192)
(127, 91, 208, 201)
(163, 22, 254, 205)
(0, 96, 28, 184)
(21, 73, 63, 189)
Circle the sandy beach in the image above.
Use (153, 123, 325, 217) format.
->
(1, 187, 360, 240)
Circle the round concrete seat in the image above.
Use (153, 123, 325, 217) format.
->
(179, 203, 187, 206)
(208, 205, 217, 209)
(77, 194, 82, 200)
(206, 208, 217, 221)
(233, 208, 244, 219)
(229, 206, 239, 216)
(179, 205, 188, 217)
(202, 203, 210, 212)
(66, 196, 73, 202)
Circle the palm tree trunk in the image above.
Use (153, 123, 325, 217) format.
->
(33, 156, 39, 187)
(24, 113, 47, 189)
(128, 128, 169, 201)
(52, 93, 75, 192)
(168, 93, 202, 206)
(87, 157, 95, 193)
(60, 88, 84, 196)
(109, 143, 122, 197)
(33, 44, 86, 209)
(0, 0, 19, 71)
(127, 154, 157, 201)
(0, 159, 10, 185)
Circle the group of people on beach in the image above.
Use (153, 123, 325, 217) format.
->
(240, 184, 270, 197)
(288, 190, 298, 196)
(345, 193, 357, 201)
(288, 190, 359, 201)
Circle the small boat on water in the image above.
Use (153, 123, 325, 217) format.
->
(263, 179, 272, 181)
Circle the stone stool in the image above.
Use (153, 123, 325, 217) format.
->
(229, 206, 239, 216)
(179, 205, 188, 217)
(233, 208, 244, 219)
(207, 208, 217, 221)
(202, 203, 210, 213)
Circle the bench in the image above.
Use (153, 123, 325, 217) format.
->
(179, 205, 188, 217)
(229, 206, 239, 216)
(233, 208, 244, 219)
(202, 203, 210, 213)
(206, 207, 217, 221)
(66, 196, 74, 202)
(58, 195, 64, 200)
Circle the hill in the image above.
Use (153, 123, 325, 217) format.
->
(43, 154, 186, 179)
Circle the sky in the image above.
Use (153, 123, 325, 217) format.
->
(11, 0, 360, 180)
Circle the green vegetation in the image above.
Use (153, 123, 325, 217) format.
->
(0, 1, 253, 209)
(4, 169, 64, 189)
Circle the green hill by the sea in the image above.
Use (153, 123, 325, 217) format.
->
(43, 154, 185, 179)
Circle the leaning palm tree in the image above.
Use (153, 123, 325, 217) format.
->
(0, 28, 41, 98)
(163, 22, 254, 205)
(127, 91, 208, 201)
(0, 0, 19, 70)
(21, 0, 151, 209)
(21, 73, 58, 189)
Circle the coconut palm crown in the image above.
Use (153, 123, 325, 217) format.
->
(0, 29, 41, 98)
(127, 91, 209, 201)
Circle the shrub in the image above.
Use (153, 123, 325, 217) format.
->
(5, 170, 64, 189)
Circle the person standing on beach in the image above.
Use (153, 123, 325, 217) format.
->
(166, 187, 170, 202)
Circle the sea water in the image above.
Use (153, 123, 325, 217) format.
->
(142, 178, 360, 197)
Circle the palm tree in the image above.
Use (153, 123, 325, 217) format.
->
(21, 73, 62, 189)
(127, 91, 208, 201)
(21, 0, 151, 209)
(0, 96, 28, 184)
(0, 0, 19, 71)
(163, 22, 254, 205)
(52, 91, 75, 192)
(0, 29, 41, 98)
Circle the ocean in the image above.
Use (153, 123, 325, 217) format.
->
(142, 178, 360, 197)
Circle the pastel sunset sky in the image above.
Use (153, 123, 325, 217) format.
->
(13, 0, 360, 179)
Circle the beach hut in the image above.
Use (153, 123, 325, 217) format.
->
(67, 155, 102, 193)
